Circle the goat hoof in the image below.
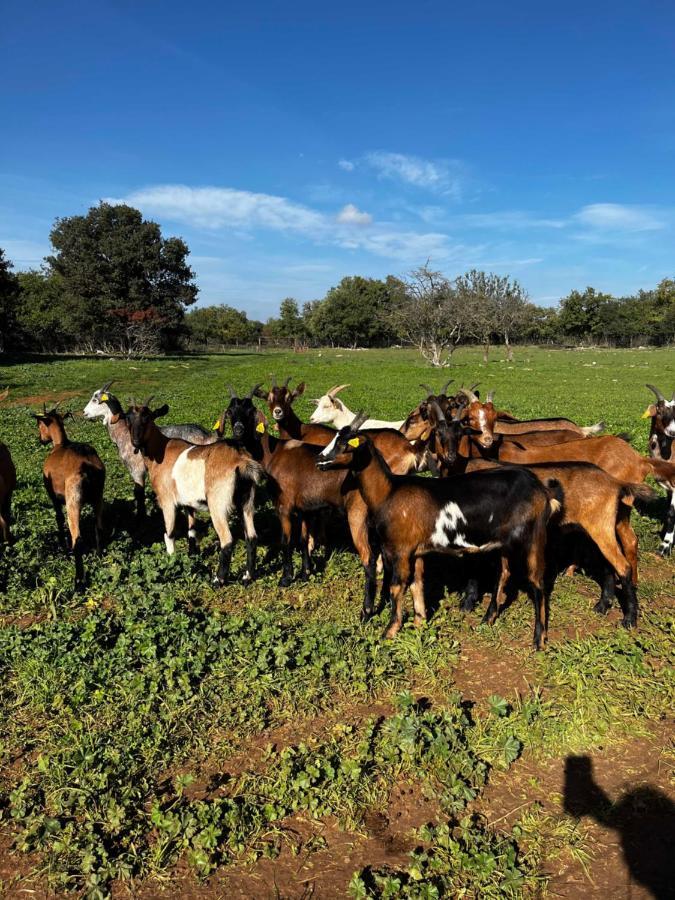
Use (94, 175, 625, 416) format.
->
(658, 542, 672, 557)
(460, 597, 477, 613)
(593, 600, 610, 615)
(413, 615, 426, 628)
(382, 623, 400, 640)
(621, 615, 637, 629)
(278, 575, 293, 588)
(360, 607, 375, 624)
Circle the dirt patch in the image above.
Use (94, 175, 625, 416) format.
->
(8, 390, 83, 408)
(0, 828, 51, 899)
(475, 722, 674, 899)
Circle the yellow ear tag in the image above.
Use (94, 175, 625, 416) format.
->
(100, 393, 108, 402)
(348, 437, 360, 448)
(256, 422, 266, 433)
(641, 408, 653, 419)
(213, 419, 221, 430)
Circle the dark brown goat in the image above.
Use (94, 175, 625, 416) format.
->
(35, 408, 105, 590)
(254, 377, 336, 445)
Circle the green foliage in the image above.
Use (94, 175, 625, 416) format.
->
(0, 247, 20, 352)
(44, 202, 197, 351)
(308, 276, 397, 348)
(186, 304, 261, 347)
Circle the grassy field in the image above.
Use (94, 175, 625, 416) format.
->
(0, 347, 673, 899)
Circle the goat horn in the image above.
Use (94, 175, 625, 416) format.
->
(420, 383, 435, 395)
(646, 384, 665, 402)
(456, 387, 479, 403)
(441, 379, 454, 394)
(271, 375, 277, 388)
(350, 410, 368, 430)
(228, 384, 238, 400)
(283, 376, 292, 388)
(469, 382, 480, 392)
(248, 382, 263, 399)
(143, 395, 154, 408)
(101, 380, 114, 392)
(428, 400, 445, 423)
(328, 383, 350, 397)
(486, 390, 495, 403)
(452, 400, 467, 421)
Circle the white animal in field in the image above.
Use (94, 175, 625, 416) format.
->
(309, 384, 404, 431)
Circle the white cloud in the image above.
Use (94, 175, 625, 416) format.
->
(112, 185, 325, 233)
(0, 239, 50, 268)
(338, 159, 355, 172)
(336, 203, 372, 226)
(459, 211, 566, 230)
(574, 203, 665, 232)
(364, 151, 464, 197)
(112, 183, 475, 264)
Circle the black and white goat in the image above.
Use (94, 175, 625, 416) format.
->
(317, 412, 560, 649)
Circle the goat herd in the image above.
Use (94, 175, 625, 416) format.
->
(0, 379, 674, 650)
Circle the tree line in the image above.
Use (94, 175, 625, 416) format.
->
(1, 202, 674, 362)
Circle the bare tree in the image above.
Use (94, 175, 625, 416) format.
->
(387, 264, 463, 367)
(456, 270, 529, 361)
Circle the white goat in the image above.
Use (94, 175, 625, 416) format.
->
(310, 385, 405, 431)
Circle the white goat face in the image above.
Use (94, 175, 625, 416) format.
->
(309, 395, 342, 424)
(83, 390, 110, 422)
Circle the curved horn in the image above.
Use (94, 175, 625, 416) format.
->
(143, 395, 154, 408)
(469, 382, 480, 392)
(283, 376, 292, 388)
(271, 375, 277, 388)
(452, 400, 467, 421)
(420, 383, 435, 396)
(441, 379, 454, 395)
(227, 384, 238, 400)
(100, 380, 114, 392)
(428, 400, 446, 425)
(456, 387, 479, 403)
(646, 384, 666, 402)
(328, 383, 350, 397)
(248, 382, 263, 399)
(486, 390, 495, 403)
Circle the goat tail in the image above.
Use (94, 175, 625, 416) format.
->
(543, 478, 564, 517)
(581, 420, 605, 436)
(620, 482, 658, 507)
(237, 455, 264, 485)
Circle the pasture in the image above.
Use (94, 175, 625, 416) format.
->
(0, 347, 673, 899)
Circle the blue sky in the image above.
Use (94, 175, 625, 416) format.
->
(2, 0, 674, 318)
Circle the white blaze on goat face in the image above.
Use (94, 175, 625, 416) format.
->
(172, 447, 209, 510)
(83, 393, 110, 422)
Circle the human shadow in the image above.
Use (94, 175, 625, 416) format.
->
(563, 755, 674, 899)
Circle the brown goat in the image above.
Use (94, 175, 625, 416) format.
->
(35, 408, 105, 590)
(254, 377, 336, 445)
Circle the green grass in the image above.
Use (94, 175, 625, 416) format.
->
(0, 347, 673, 898)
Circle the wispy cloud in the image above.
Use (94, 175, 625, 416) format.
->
(573, 203, 666, 232)
(336, 203, 372, 226)
(340, 151, 465, 197)
(111, 183, 474, 263)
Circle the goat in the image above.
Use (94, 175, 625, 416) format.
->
(317, 413, 559, 650)
(84, 382, 219, 524)
(35, 407, 105, 591)
(225, 390, 418, 615)
(642, 384, 675, 557)
(0, 389, 16, 546)
(310, 384, 405, 430)
(108, 398, 262, 584)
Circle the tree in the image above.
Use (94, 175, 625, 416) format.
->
(557, 287, 612, 344)
(386, 264, 462, 367)
(309, 276, 397, 348)
(455, 270, 529, 361)
(276, 298, 306, 347)
(14, 269, 68, 350)
(186, 305, 260, 347)
(47, 202, 198, 352)
(0, 249, 19, 353)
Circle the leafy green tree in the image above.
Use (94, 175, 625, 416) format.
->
(455, 270, 529, 361)
(186, 305, 260, 347)
(14, 269, 68, 350)
(274, 298, 306, 346)
(557, 287, 613, 343)
(310, 276, 396, 348)
(0, 248, 19, 353)
(47, 202, 198, 351)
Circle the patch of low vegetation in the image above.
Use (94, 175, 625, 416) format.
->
(1, 348, 673, 897)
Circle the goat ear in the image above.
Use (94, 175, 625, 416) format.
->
(462, 425, 484, 436)
(254, 410, 267, 434)
(291, 381, 306, 399)
(642, 404, 657, 419)
(152, 404, 169, 420)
